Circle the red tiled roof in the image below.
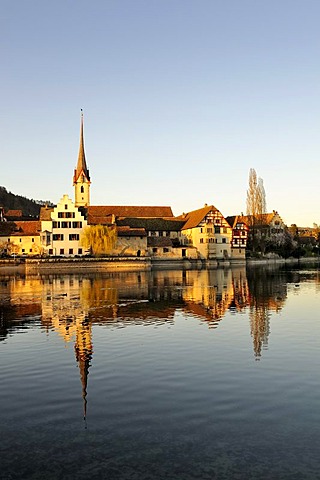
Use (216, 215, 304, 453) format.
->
(0, 221, 41, 237)
(12, 221, 41, 236)
(5, 209, 23, 218)
(87, 214, 114, 225)
(87, 205, 174, 219)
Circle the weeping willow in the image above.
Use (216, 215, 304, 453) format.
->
(80, 225, 117, 256)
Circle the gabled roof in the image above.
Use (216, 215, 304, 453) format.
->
(226, 215, 249, 229)
(40, 206, 54, 221)
(87, 205, 174, 219)
(176, 205, 219, 230)
(233, 211, 285, 227)
(73, 111, 90, 183)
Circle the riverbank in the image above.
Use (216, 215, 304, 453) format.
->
(0, 255, 318, 275)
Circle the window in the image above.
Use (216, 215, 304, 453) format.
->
(53, 221, 60, 228)
(207, 228, 212, 234)
(214, 226, 220, 234)
(159, 231, 163, 237)
(53, 234, 64, 241)
(223, 228, 227, 233)
(61, 222, 69, 228)
(32, 238, 34, 242)
(222, 238, 227, 243)
(49, 249, 53, 255)
(200, 228, 203, 233)
(163, 248, 169, 253)
(19, 238, 22, 242)
(60, 249, 64, 255)
(200, 238, 204, 244)
(241, 239, 245, 245)
(72, 221, 82, 228)
(69, 234, 80, 241)
(58, 212, 64, 218)
(78, 248, 83, 255)
(22, 249, 25, 252)
(81, 186, 84, 193)
(152, 248, 158, 253)
(29, 249, 32, 252)
(69, 249, 73, 255)
(65, 204, 68, 210)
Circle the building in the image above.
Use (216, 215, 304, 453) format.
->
(177, 205, 233, 260)
(0, 220, 42, 256)
(2, 113, 247, 262)
(226, 215, 249, 260)
(40, 194, 87, 256)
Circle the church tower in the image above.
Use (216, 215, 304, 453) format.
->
(73, 110, 91, 207)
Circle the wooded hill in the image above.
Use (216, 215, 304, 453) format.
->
(0, 186, 53, 217)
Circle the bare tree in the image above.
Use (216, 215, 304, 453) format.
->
(246, 168, 267, 223)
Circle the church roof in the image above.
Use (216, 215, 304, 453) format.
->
(87, 205, 174, 221)
(73, 110, 90, 183)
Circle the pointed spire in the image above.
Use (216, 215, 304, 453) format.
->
(74, 109, 90, 183)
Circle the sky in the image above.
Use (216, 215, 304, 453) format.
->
(2, 0, 320, 227)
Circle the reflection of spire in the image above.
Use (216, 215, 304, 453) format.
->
(74, 316, 93, 428)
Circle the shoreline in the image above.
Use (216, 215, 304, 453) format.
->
(0, 256, 319, 275)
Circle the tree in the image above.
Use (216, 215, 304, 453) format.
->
(80, 225, 117, 256)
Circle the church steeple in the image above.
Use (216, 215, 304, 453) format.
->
(73, 110, 91, 207)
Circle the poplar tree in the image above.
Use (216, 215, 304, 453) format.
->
(246, 168, 267, 252)
(246, 168, 266, 223)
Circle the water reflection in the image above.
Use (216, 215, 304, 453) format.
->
(0, 266, 299, 421)
(0, 267, 291, 346)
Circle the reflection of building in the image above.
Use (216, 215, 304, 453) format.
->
(1, 266, 290, 365)
(182, 269, 234, 327)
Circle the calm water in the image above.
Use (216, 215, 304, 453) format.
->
(1, 265, 320, 479)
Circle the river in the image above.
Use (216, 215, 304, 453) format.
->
(1, 264, 320, 479)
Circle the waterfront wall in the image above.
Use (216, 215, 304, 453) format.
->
(0, 256, 318, 275)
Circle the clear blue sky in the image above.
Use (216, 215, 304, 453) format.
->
(2, 0, 320, 226)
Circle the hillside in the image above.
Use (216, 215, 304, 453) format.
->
(0, 186, 53, 217)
